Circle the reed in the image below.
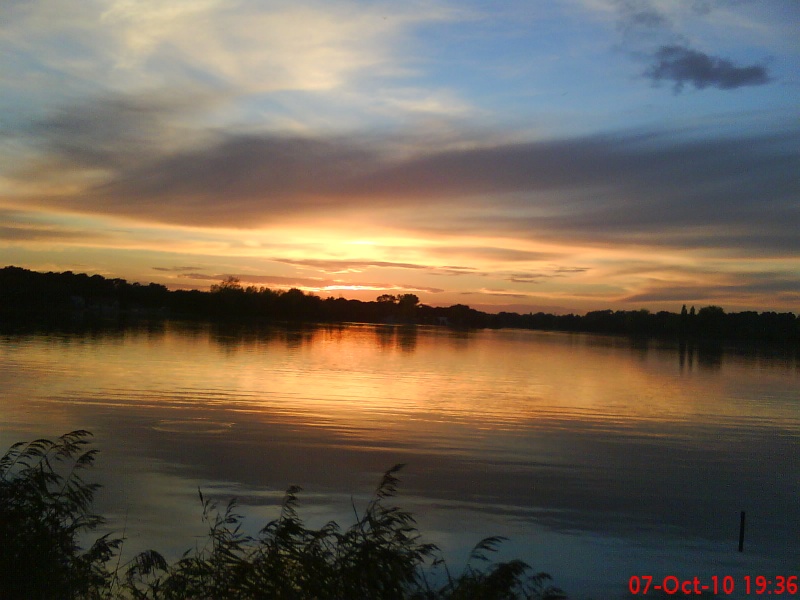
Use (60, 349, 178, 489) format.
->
(0, 430, 120, 599)
(1, 432, 566, 600)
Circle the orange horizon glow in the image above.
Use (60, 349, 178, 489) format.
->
(2, 206, 797, 315)
(0, 2, 797, 315)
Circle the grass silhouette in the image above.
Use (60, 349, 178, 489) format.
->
(0, 430, 120, 599)
(1, 431, 567, 600)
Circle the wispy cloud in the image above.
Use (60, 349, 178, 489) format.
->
(0, 210, 111, 243)
(621, 276, 800, 304)
(273, 257, 428, 272)
(152, 266, 203, 272)
(0, 225, 92, 243)
(2, 0, 459, 94)
(476, 288, 530, 298)
(615, 0, 668, 33)
(505, 266, 589, 283)
(426, 246, 560, 263)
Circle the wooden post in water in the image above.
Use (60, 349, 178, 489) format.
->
(738, 511, 746, 552)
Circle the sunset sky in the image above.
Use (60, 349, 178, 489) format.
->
(1, 0, 798, 314)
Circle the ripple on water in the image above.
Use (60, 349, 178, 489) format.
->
(151, 419, 234, 434)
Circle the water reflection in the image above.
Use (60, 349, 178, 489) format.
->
(678, 341, 722, 371)
(373, 324, 418, 352)
(1, 323, 798, 599)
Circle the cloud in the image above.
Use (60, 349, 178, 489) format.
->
(645, 44, 771, 91)
(384, 131, 799, 254)
(273, 257, 428, 272)
(152, 266, 203, 272)
(615, 0, 669, 33)
(10, 92, 799, 257)
(29, 94, 188, 169)
(80, 133, 378, 222)
(273, 257, 488, 279)
(620, 272, 800, 303)
(504, 266, 588, 283)
(334, 282, 445, 294)
(506, 274, 546, 284)
(0, 209, 111, 243)
(477, 288, 529, 298)
(426, 246, 560, 262)
(436, 266, 485, 276)
(1, 0, 457, 95)
(605, 1, 776, 93)
(0, 225, 91, 243)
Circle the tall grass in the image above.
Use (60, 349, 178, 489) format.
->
(0, 430, 120, 599)
(1, 432, 567, 599)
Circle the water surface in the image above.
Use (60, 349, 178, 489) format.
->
(1, 322, 797, 598)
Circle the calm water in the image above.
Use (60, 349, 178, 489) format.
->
(1, 322, 798, 599)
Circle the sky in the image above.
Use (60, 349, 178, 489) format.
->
(1, 0, 798, 314)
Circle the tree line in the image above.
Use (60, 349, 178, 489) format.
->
(1, 266, 797, 343)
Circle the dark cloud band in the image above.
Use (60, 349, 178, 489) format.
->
(10, 93, 799, 257)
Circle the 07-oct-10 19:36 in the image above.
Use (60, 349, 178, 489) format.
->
(628, 575, 798, 596)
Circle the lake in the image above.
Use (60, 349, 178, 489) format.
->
(1, 321, 797, 599)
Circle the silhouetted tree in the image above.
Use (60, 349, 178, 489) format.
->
(210, 276, 243, 293)
(696, 305, 726, 338)
(397, 294, 419, 308)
